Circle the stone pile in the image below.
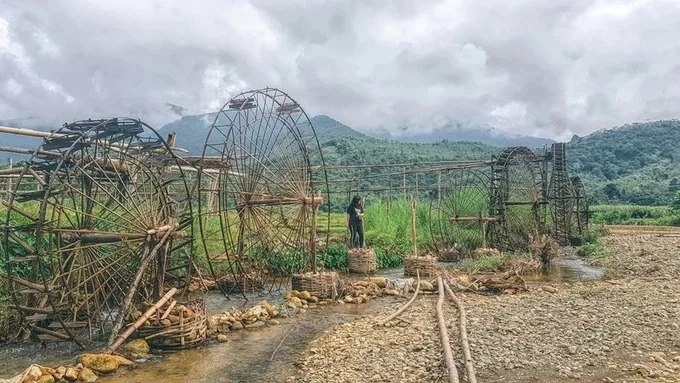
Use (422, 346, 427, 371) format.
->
(8, 352, 138, 383)
(210, 300, 281, 334)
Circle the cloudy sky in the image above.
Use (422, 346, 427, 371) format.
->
(0, 0, 678, 140)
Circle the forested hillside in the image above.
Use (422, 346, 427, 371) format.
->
(568, 120, 680, 205)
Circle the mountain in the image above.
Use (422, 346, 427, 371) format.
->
(162, 114, 369, 155)
(309, 115, 369, 142)
(365, 121, 554, 148)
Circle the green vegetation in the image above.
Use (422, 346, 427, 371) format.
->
(456, 254, 502, 273)
(590, 205, 680, 226)
(569, 120, 680, 206)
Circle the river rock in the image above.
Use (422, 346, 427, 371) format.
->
(216, 334, 229, 342)
(418, 281, 435, 291)
(64, 367, 79, 381)
(54, 366, 66, 380)
(258, 300, 279, 316)
(122, 339, 150, 355)
(79, 354, 133, 373)
(23, 365, 42, 382)
(308, 296, 319, 304)
(77, 367, 97, 382)
(39, 367, 56, 377)
(299, 291, 312, 300)
(36, 374, 55, 383)
(367, 277, 387, 288)
(231, 321, 244, 330)
(288, 297, 304, 308)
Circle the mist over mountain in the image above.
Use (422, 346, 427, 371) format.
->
(365, 120, 554, 148)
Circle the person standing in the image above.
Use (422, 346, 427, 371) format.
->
(346, 195, 365, 248)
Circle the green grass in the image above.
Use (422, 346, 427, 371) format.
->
(456, 254, 502, 273)
(590, 205, 680, 226)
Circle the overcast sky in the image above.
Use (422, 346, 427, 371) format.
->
(1, 0, 678, 140)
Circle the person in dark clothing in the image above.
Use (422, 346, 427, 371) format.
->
(346, 195, 365, 248)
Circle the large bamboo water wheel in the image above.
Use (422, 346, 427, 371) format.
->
(547, 142, 574, 245)
(1, 118, 194, 345)
(197, 88, 329, 294)
(489, 147, 545, 252)
(429, 166, 493, 259)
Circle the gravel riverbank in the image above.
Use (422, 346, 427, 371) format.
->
(287, 234, 680, 382)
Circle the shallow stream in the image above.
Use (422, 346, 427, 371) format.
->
(0, 256, 602, 381)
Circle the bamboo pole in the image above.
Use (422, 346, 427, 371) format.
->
(437, 171, 441, 206)
(410, 195, 417, 257)
(107, 228, 174, 345)
(444, 280, 478, 383)
(311, 199, 320, 273)
(436, 276, 460, 383)
(379, 270, 420, 326)
(6, 158, 12, 201)
(105, 287, 178, 353)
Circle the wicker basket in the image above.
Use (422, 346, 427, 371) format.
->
(404, 256, 438, 277)
(136, 299, 208, 350)
(291, 272, 339, 300)
(348, 248, 377, 273)
(217, 273, 263, 294)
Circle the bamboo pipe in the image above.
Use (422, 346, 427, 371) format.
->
(437, 276, 460, 383)
(443, 280, 478, 383)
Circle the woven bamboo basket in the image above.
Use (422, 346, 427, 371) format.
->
(217, 273, 263, 293)
(291, 271, 339, 300)
(404, 256, 438, 277)
(348, 248, 377, 273)
(136, 299, 208, 350)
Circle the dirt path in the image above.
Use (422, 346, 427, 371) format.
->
(286, 235, 680, 382)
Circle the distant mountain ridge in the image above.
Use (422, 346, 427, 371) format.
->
(3, 114, 680, 206)
(367, 121, 554, 148)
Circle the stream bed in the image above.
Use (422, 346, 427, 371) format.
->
(0, 256, 603, 381)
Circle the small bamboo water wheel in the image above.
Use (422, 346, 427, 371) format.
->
(489, 147, 545, 252)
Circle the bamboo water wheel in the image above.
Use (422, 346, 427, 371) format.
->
(547, 142, 574, 245)
(489, 147, 545, 252)
(197, 88, 330, 294)
(429, 166, 493, 259)
(1, 118, 194, 345)
(570, 176, 589, 237)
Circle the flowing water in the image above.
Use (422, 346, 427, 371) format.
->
(524, 256, 605, 282)
(0, 288, 389, 382)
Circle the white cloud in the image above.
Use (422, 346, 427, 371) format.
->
(1, 0, 680, 138)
